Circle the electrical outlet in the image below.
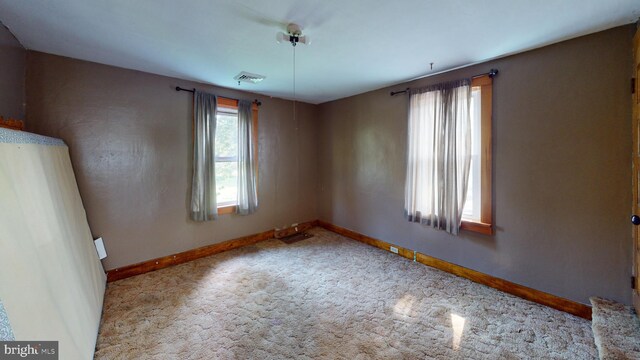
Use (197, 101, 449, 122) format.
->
(390, 246, 399, 254)
(94, 237, 107, 259)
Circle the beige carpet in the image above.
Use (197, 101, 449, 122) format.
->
(95, 228, 597, 359)
(590, 297, 640, 359)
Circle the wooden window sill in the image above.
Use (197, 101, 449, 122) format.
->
(217, 205, 237, 215)
(461, 220, 493, 235)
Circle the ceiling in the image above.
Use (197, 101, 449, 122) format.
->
(0, 1, 639, 104)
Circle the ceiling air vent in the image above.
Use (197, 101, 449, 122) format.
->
(234, 71, 265, 84)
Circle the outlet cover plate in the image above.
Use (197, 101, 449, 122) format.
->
(94, 237, 107, 259)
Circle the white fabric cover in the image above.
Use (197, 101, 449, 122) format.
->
(0, 139, 106, 359)
(405, 79, 472, 235)
(191, 90, 218, 221)
(236, 99, 258, 215)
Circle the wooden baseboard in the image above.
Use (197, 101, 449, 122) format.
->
(317, 220, 592, 320)
(106, 220, 318, 282)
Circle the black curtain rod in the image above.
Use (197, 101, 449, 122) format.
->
(389, 68, 499, 96)
(390, 88, 410, 96)
(176, 86, 195, 93)
(175, 86, 262, 106)
(476, 68, 499, 78)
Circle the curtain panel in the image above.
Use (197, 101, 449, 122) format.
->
(236, 100, 258, 215)
(191, 90, 218, 221)
(404, 79, 472, 235)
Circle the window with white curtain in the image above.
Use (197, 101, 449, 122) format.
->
(190, 93, 258, 221)
(405, 75, 493, 235)
(215, 98, 259, 216)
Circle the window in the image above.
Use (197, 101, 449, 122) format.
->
(460, 75, 493, 234)
(462, 86, 482, 221)
(215, 108, 239, 207)
(404, 75, 493, 235)
(214, 97, 259, 215)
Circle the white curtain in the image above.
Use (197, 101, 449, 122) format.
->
(236, 100, 258, 215)
(0, 128, 106, 359)
(404, 79, 472, 235)
(191, 90, 218, 221)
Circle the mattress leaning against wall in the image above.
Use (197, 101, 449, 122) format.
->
(0, 127, 106, 359)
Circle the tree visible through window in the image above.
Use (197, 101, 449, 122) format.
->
(215, 109, 238, 207)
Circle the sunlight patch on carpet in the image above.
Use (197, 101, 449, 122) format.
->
(393, 294, 416, 318)
(451, 312, 466, 351)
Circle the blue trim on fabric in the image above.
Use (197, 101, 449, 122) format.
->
(0, 299, 15, 341)
(0, 128, 65, 146)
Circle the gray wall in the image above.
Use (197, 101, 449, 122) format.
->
(0, 22, 25, 119)
(26, 51, 320, 270)
(318, 25, 634, 305)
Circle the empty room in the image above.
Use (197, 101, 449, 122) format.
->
(1, 0, 640, 359)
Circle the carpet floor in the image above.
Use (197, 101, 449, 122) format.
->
(590, 297, 640, 359)
(94, 227, 597, 359)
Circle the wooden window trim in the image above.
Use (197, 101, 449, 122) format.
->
(0, 117, 24, 131)
(217, 204, 236, 215)
(461, 75, 493, 235)
(460, 219, 492, 235)
(215, 97, 259, 215)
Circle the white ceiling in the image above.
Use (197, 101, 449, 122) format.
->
(0, 1, 639, 104)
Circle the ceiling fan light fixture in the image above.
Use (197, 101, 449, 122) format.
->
(277, 23, 310, 47)
(286, 23, 302, 37)
(297, 35, 310, 45)
(276, 32, 287, 44)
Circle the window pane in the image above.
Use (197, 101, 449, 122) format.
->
(215, 110, 238, 206)
(216, 161, 237, 205)
(215, 112, 238, 158)
(462, 87, 482, 221)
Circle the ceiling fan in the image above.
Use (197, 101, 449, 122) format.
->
(276, 23, 310, 47)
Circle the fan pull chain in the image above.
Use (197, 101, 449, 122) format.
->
(293, 44, 296, 125)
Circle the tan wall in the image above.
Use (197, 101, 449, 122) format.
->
(0, 22, 25, 119)
(26, 52, 320, 270)
(23, 25, 635, 305)
(318, 25, 635, 305)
